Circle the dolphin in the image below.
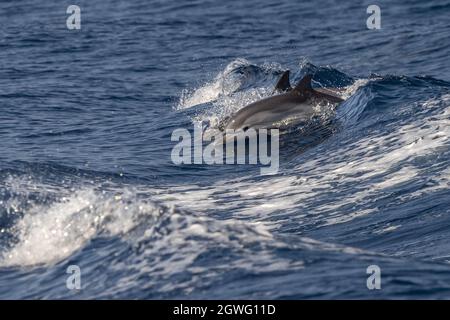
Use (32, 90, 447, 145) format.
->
(223, 71, 344, 131)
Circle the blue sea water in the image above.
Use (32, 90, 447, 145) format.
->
(0, 0, 449, 299)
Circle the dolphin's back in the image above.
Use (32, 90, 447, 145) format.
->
(225, 74, 344, 130)
(226, 92, 309, 129)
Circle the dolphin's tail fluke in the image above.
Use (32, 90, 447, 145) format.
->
(314, 87, 345, 103)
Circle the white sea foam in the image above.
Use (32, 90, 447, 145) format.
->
(0, 176, 369, 271)
(0, 185, 161, 267)
(153, 93, 450, 228)
(177, 58, 254, 110)
(341, 78, 370, 99)
(1, 89, 448, 269)
(178, 59, 368, 138)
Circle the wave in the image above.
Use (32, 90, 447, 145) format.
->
(1, 59, 449, 298)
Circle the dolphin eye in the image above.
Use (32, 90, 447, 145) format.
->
(243, 126, 249, 131)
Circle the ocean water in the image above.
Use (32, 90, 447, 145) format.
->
(0, 0, 449, 299)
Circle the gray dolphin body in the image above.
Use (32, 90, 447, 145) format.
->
(224, 71, 344, 131)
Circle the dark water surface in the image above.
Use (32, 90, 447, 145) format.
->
(0, 0, 449, 299)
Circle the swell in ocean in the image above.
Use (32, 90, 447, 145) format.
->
(1, 58, 449, 299)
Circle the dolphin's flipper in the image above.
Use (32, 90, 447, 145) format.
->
(274, 70, 292, 93)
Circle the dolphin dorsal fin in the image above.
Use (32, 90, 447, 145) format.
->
(293, 74, 313, 93)
(274, 70, 291, 93)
